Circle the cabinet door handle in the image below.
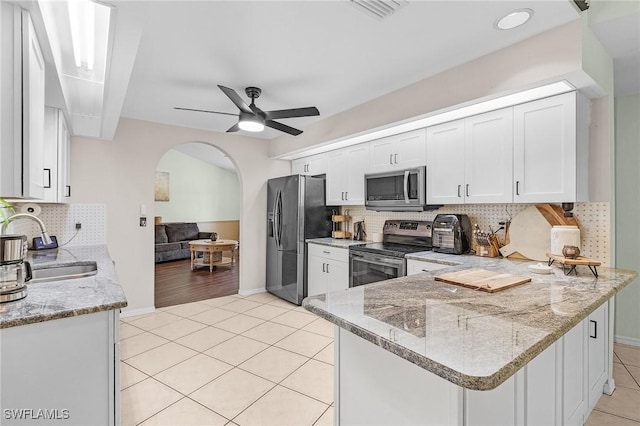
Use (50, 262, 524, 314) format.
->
(345, 192, 348, 200)
(590, 320, 597, 339)
(65, 185, 71, 197)
(389, 154, 393, 165)
(341, 192, 344, 200)
(394, 153, 398, 164)
(516, 181, 520, 196)
(457, 184, 461, 198)
(466, 184, 470, 197)
(326, 263, 329, 274)
(43, 169, 51, 189)
(322, 263, 326, 273)
(322, 250, 330, 254)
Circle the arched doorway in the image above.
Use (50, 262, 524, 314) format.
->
(153, 142, 241, 307)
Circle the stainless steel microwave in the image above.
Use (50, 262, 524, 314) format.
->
(364, 166, 440, 212)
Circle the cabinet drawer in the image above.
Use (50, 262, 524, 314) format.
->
(407, 259, 449, 275)
(307, 243, 349, 263)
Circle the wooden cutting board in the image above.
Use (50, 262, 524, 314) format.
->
(500, 206, 552, 261)
(535, 203, 579, 227)
(435, 269, 531, 293)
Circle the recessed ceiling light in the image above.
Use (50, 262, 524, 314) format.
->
(495, 9, 533, 30)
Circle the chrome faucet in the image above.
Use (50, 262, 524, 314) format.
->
(1, 213, 52, 245)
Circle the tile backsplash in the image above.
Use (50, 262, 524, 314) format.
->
(4, 203, 106, 247)
(341, 202, 610, 266)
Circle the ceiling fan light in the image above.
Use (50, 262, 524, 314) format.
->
(238, 112, 265, 132)
(238, 120, 265, 132)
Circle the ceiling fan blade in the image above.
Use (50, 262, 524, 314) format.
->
(226, 123, 240, 133)
(264, 107, 319, 120)
(265, 120, 303, 136)
(218, 85, 253, 114)
(174, 107, 237, 117)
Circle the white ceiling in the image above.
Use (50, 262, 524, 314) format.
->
(116, 1, 583, 140)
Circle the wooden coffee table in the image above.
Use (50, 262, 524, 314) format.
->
(189, 239, 238, 272)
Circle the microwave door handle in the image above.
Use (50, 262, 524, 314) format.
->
(403, 170, 410, 203)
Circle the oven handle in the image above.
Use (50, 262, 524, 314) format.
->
(350, 252, 405, 267)
(403, 170, 410, 204)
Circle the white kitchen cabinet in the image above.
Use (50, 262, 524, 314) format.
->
(326, 143, 369, 205)
(0, 310, 120, 425)
(369, 129, 426, 173)
(463, 108, 513, 203)
(43, 107, 72, 202)
(563, 319, 587, 426)
(307, 243, 349, 297)
(292, 153, 328, 176)
(0, 6, 46, 199)
(587, 303, 608, 410)
(513, 91, 584, 203)
(426, 108, 513, 205)
(406, 258, 449, 275)
(425, 119, 465, 204)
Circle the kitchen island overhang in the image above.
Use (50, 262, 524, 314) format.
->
(302, 259, 637, 390)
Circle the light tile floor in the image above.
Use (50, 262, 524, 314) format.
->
(120, 292, 334, 426)
(121, 292, 640, 425)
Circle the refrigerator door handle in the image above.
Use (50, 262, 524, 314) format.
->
(276, 190, 284, 247)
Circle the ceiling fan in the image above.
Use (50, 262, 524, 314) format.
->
(175, 85, 320, 136)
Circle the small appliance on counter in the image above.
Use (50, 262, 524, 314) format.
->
(0, 234, 32, 303)
(353, 220, 366, 241)
(432, 214, 472, 254)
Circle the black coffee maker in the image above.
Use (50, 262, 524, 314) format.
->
(432, 214, 472, 254)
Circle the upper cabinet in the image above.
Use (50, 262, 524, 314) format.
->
(513, 91, 584, 203)
(426, 108, 513, 204)
(43, 108, 72, 202)
(0, 6, 46, 199)
(326, 143, 370, 206)
(292, 153, 328, 176)
(369, 129, 426, 173)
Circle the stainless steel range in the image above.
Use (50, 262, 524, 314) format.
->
(349, 220, 432, 287)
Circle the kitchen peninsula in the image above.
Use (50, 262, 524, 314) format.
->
(0, 245, 127, 426)
(303, 254, 636, 426)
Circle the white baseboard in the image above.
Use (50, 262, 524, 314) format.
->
(120, 306, 156, 318)
(614, 335, 640, 347)
(238, 287, 266, 297)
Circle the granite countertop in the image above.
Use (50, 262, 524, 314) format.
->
(0, 245, 128, 329)
(306, 238, 369, 248)
(303, 254, 637, 391)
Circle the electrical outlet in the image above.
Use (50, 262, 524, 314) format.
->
(75, 222, 82, 230)
(140, 217, 147, 227)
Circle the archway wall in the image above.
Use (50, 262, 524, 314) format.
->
(71, 117, 291, 314)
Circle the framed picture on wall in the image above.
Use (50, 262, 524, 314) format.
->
(154, 171, 170, 201)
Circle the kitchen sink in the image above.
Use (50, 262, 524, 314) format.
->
(30, 262, 98, 283)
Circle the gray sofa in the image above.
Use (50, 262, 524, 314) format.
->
(155, 223, 211, 263)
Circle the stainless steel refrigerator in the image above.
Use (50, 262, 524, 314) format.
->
(266, 175, 333, 305)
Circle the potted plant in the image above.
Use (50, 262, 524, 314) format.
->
(0, 198, 16, 228)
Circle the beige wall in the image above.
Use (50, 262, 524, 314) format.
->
(71, 118, 290, 313)
(269, 20, 585, 159)
(614, 93, 640, 344)
(198, 220, 240, 241)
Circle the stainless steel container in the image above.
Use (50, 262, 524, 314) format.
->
(0, 234, 28, 265)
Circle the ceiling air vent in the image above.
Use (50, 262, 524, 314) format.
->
(349, 0, 408, 20)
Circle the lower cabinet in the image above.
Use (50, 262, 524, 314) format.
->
(307, 244, 349, 297)
(406, 258, 450, 275)
(335, 302, 611, 426)
(0, 310, 120, 425)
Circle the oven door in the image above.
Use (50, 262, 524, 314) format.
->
(349, 252, 406, 287)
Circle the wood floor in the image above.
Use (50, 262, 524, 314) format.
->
(154, 256, 239, 308)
